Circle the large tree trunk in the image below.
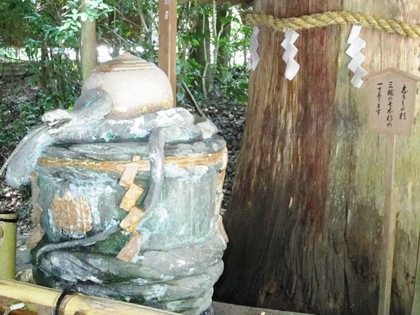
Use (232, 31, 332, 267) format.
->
(214, 1, 420, 315)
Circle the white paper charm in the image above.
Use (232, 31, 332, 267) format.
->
(247, 26, 260, 71)
(346, 25, 368, 88)
(281, 29, 300, 80)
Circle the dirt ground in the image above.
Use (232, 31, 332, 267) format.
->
(0, 77, 38, 232)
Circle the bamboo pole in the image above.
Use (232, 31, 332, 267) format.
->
(0, 279, 176, 315)
(0, 212, 17, 279)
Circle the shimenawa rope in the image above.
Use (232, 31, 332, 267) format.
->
(245, 11, 420, 38)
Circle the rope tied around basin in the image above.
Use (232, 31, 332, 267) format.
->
(245, 11, 420, 38)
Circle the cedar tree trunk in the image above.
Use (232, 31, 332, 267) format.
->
(214, 1, 420, 315)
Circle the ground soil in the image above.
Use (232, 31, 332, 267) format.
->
(0, 76, 246, 233)
(0, 77, 39, 233)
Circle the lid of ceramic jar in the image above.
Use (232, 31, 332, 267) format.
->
(95, 52, 155, 72)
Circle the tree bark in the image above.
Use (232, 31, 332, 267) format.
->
(216, 5, 231, 69)
(81, 1, 97, 80)
(214, 1, 420, 315)
(190, 4, 211, 96)
(40, 45, 48, 89)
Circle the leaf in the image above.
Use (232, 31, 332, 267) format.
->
(80, 13, 88, 22)
(62, 22, 71, 29)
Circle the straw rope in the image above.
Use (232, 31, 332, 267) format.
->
(245, 11, 420, 38)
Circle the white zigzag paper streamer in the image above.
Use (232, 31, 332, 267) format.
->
(281, 29, 300, 80)
(247, 26, 260, 71)
(346, 25, 368, 88)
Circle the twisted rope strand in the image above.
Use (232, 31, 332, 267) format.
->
(246, 11, 420, 38)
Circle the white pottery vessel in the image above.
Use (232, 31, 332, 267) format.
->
(82, 52, 173, 119)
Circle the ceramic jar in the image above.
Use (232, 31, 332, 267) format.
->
(82, 52, 173, 119)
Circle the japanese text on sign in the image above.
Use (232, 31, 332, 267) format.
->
(367, 69, 418, 136)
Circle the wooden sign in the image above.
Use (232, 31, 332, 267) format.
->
(365, 68, 419, 136)
(365, 69, 420, 315)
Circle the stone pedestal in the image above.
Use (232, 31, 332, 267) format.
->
(30, 138, 228, 315)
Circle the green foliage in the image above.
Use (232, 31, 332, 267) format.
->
(0, 86, 45, 163)
(96, 0, 159, 60)
(176, 58, 205, 104)
(176, 1, 250, 106)
(0, 0, 251, 152)
(0, 0, 33, 47)
(18, 0, 118, 113)
(55, 0, 112, 46)
(214, 64, 249, 104)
